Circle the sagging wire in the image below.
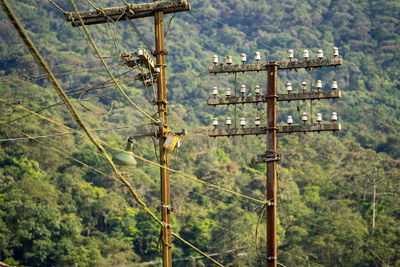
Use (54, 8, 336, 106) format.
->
(3, 2, 247, 266)
(2, 57, 118, 73)
(24, 63, 125, 81)
(0, 125, 139, 142)
(0, 99, 67, 127)
(0, 95, 266, 205)
(276, 176, 303, 266)
(5, 124, 108, 176)
(78, 90, 114, 115)
(64, 68, 134, 95)
(279, 149, 385, 263)
(1, 0, 166, 253)
(84, 0, 130, 53)
(171, 232, 224, 267)
(49, 0, 66, 14)
(137, 63, 156, 114)
(0, 89, 117, 127)
(70, 2, 159, 124)
(0, 94, 226, 267)
(164, 13, 175, 38)
(122, 0, 155, 54)
(146, 60, 158, 107)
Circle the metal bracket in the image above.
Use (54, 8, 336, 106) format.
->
(162, 222, 171, 229)
(175, 129, 188, 136)
(152, 49, 168, 56)
(161, 204, 173, 212)
(267, 95, 279, 99)
(250, 152, 280, 167)
(156, 99, 168, 105)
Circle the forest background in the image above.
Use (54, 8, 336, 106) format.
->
(0, 0, 399, 266)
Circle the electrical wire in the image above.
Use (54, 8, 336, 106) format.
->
(138, 64, 157, 114)
(78, 91, 114, 115)
(171, 180, 260, 208)
(5, 124, 108, 176)
(0, 125, 138, 142)
(65, 15, 266, 206)
(0, 96, 265, 205)
(276, 177, 303, 266)
(71, 2, 159, 124)
(1, 0, 162, 229)
(0, 88, 117, 128)
(171, 232, 223, 267)
(126, 19, 154, 53)
(49, 0, 67, 14)
(0, 99, 66, 127)
(64, 69, 134, 94)
(84, 0, 130, 53)
(0, 4, 229, 265)
(2, 57, 118, 73)
(279, 149, 386, 262)
(164, 14, 175, 38)
(25, 63, 125, 81)
(195, 213, 314, 267)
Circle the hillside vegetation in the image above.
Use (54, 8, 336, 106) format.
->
(0, 0, 399, 266)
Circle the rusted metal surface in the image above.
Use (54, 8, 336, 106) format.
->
(206, 91, 341, 106)
(208, 123, 341, 137)
(154, 3, 172, 266)
(277, 58, 342, 69)
(278, 123, 341, 133)
(208, 58, 342, 74)
(277, 91, 341, 101)
(65, 0, 191, 26)
(208, 127, 271, 137)
(137, 49, 155, 72)
(250, 153, 280, 167)
(266, 63, 277, 267)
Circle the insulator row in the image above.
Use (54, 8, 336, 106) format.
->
(212, 47, 339, 66)
(212, 112, 338, 129)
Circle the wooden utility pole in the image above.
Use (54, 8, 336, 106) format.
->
(65, 2, 191, 267)
(208, 56, 343, 266)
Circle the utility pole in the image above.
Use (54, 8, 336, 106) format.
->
(65, 2, 191, 267)
(208, 53, 343, 266)
(266, 63, 278, 265)
(154, 2, 172, 265)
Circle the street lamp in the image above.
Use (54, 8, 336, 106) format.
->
(112, 137, 137, 167)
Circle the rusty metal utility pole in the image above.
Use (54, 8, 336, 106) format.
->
(208, 56, 343, 266)
(154, 2, 172, 266)
(65, 2, 191, 267)
(266, 63, 278, 266)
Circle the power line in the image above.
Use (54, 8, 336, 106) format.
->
(5, 124, 108, 176)
(1, 0, 163, 233)
(0, 125, 140, 142)
(0, 4, 230, 265)
(278, 150, 387, 262)
(24, 63, 126, 81)
(0, 96, 266, 206)
(171, 180, 261, 208)
(1, 57, 118, 73)
(73, 3, 159, 124)
(276, 178, 303, 266)
(64, 68, 135, 94)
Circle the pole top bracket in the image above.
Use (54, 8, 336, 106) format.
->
(250, 152, 280, 167)
(152, 49, 168, 56)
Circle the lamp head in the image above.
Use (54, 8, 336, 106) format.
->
(112, 137, 137, 167)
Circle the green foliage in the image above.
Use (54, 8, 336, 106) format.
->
(0, 0, 399, 266)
